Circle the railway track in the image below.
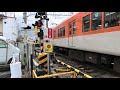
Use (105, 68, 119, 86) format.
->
(0, 64, 26, 78)
(53, 53, 120, 78)
(0, 65, 10, 78)
(0, 65, 10, 72)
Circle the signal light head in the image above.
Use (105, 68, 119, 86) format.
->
(35, 13, 40, 18)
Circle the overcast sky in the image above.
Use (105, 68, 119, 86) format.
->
(0, 12, 75, 29)
(0, 12, 75, 39)
(14, 12, 73, 29)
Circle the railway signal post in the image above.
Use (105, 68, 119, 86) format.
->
(32, 12, 50, 76)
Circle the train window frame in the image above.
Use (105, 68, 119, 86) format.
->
(91, 12, 102, 30)
(58, 29, 60, 37)
(82, 14, 90, 32)
(53, 30, 56, 38)
(69, 23, 72, 35)
(60, 28, 62, 37)
(69, 20, 76, 35)
(62, 26, 65, 36)
(58, 26, 66, 37)
(73, 21, 76, 34)
(104, 12, 120, 28)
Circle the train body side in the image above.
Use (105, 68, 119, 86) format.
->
(52, 12, 120, 56)
(53, 30, 120, 56)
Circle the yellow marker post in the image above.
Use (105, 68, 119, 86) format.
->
(44, 43, 53, 53)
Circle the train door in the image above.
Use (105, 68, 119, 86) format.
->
(68, 22, 73, 46)
(68, 21, 76, 47)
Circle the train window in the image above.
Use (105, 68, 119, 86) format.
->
(60, 28, 62, 37)
(58, 27, 65, 37)
(70, 23, 72, 28)
(62, 27, 65, 36)
(58, 29, 60, 37)
(83, 15, 90, 32)
(92, 12, 102, 30)
(73, 21, 76, 34)
(69, 23, 72, 35)
(104, 12, 119, 28)
(53, 30, 56, 38)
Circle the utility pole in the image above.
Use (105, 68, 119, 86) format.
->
(23, 12, 29, 71)
(23, 12, 27, 24)
(23, 12, 27, 45)
(46, 12, 48, 28)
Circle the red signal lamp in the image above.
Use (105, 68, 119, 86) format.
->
(47, 44, 51, 48)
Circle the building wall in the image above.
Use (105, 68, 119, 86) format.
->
(3, 17, 18, 41)
(0, 20, 3, 36)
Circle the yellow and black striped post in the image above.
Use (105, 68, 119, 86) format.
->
(38, 53, 48, 68)
(38, 29, 48, 70)
(38, 29, 47, 71)
(32, 14, 49, 76)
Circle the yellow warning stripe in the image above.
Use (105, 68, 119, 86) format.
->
(57, 60, 60, 63)
(61, 62, 65, 65)
(55, 69, 70, 72)
(56, 59, 92, 78)
(38, 53, 47, 56)
(32, 70, 38, 78)
(40, 46, 43, 50)
(34, 26, 38, 35)
(74, 69, 80, 73)
(39, 58, 48, 64)
(84, 74, 92, 78)
(44, 63, 48, 67)
(67, 65, 71, 68)
(38, 53, 47, 58)
(40, 39, 44, 43)
(44, 69, 48, 72)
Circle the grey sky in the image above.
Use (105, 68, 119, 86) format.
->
(14, 12, 73, 29)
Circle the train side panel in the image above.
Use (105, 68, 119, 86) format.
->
(53, 30, 120, 56)
(73, 31, 120, 56)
